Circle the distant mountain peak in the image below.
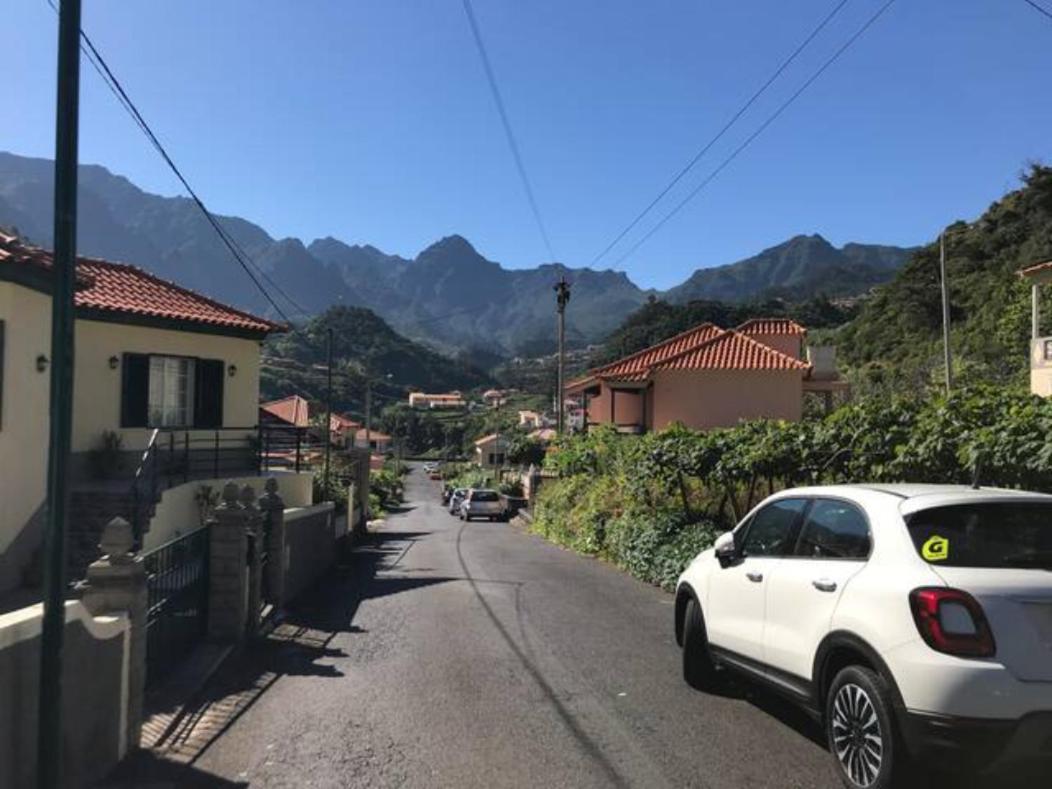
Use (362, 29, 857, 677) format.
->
(422, 234, 478, 258)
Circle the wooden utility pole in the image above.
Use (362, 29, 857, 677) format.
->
(324, 327, 333, 483)
(554, 276, 571, 434)
(364, 381, 372, 453)
(939, 233, 953, 394)
(39, 1, 82, 785)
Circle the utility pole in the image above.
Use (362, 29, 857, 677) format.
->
(939, 233, 953, 394)
(364, 380, 372, 454)
(39, 1, 82, 786)
(554, 276, 571, 434)
(324, 327, 333, 484)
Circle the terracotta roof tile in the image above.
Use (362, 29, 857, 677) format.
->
(590, 322, 722, 382)
(654, 329, 811, 372)
(0, 232, 284, 335)
(261, 395, 310, 427)
(1018, 260, 1052, 278)
(736, 318, 807, 336)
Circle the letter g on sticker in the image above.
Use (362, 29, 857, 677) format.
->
(922, 534, 949, 562)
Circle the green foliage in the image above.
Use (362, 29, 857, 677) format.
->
(379, 392, 549, 456)
(533, 383, 1052, 592)
(312, 471, 349, 514)
(837, 165, 1052, 390)
(261, 305, 493, 417)
(369, 460, 407, 514)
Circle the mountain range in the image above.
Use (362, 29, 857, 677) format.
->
(0, 151, 915, 355)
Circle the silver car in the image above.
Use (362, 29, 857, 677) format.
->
(460, 489, 505, 522)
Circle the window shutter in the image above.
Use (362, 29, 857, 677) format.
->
(194, 359, 224, 428)
(120, 353, 150, 428)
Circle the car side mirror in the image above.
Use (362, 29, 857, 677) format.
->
(714, 531, 738, 567)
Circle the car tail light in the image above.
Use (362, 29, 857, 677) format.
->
(909, 587, 996, 658)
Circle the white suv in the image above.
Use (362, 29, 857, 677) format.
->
(675, 485, 1052, 788)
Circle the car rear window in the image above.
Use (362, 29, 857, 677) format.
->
(472, 491, 499, 502)
(906, 502, 1052, 569)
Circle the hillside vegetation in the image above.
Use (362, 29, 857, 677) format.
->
(837, 165, 1052, 390)
(534, 384, 1052, 590)
(261, 306, 492, 417)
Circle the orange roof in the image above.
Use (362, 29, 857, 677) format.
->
(261, 395, 310, 427)
(0, 232, 284, 336)
(590, 322, 722, 382)
(355, 428, 391, 442)
(1018, 260, 1052, 278)
(330, 413, 361, 430)
(654, 330, 811, 372)
(736, 318, 807, 336)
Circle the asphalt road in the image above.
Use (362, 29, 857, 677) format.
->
(111, 464, 1042, 788)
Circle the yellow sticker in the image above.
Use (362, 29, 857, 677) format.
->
(922, 535, 949, 562)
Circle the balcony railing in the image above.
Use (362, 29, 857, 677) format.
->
(129, 424, 326, 541)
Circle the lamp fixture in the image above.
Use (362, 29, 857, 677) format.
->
(108, 355, 120, 370)
(36, 354, 49, 373)
(227, 364, 237, 377)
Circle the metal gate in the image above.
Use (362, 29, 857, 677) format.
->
(143, 526, 210, 685)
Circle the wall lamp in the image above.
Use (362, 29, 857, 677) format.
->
(108, 355, 120, 370)
(228, 364, 238, 377)
(36, 354, 49, 372)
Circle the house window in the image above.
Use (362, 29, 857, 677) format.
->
(148, 356, 195, 427)
(121, 353, 224, 429)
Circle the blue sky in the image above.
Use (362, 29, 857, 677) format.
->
(6, 0, 1052, 289)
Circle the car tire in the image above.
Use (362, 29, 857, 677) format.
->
(825, 665, 908, 789)
(682, 597, 718, 691)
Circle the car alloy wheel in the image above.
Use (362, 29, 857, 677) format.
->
(831, 683, 883, 787)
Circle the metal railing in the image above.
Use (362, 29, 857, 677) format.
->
(143, 526, 210, 686)
(127, 424, 327, 542)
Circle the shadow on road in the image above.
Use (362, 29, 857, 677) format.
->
(118, 526, 455, 780)
(101, 749, 249, 788)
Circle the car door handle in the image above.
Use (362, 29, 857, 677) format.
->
(746, 571, 763, 583)
(812, 579, 837, 592)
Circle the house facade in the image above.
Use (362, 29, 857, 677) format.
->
(0, 233, 286, 593)
(408, 391, 465, 409)
(474, 433, 509, 469)
(329, 412, 362, 446)
(566, 318, 818, 433)
(349, 428, 391, 453)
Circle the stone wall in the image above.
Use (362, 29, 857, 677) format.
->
(284, 503, 337, 601)
(0, 601, 130, 789)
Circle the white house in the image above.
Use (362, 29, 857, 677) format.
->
(0, 232, 299, 594)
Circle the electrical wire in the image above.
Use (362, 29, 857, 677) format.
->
(591, 0, 852, 266)
(1022, 0, 1052, 22)
(614, 0, 897, 267)
(461, 0, 557, 263)
(44, 0, 308, 323)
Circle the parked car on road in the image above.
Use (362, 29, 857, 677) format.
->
(676, 484, 1052, 788)
(460, 489, 505, 522)
(448, 488, 468, 515)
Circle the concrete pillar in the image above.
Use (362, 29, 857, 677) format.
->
(1033, 284, 1041, 340)
(207, 482, 249, 641)
(241, 484, 263, 636)
(81, 516, 147, 756)
(259, 477, 287, 610)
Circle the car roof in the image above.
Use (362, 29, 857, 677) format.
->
(768, 483, 1052, 514)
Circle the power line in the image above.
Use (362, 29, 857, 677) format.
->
(591, 0, 852, 266)
(44, 0, 307, 322)
(1022, 0, 1052, 22)
(461, 0, 557, 263)
(614, 0, 897, 266)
